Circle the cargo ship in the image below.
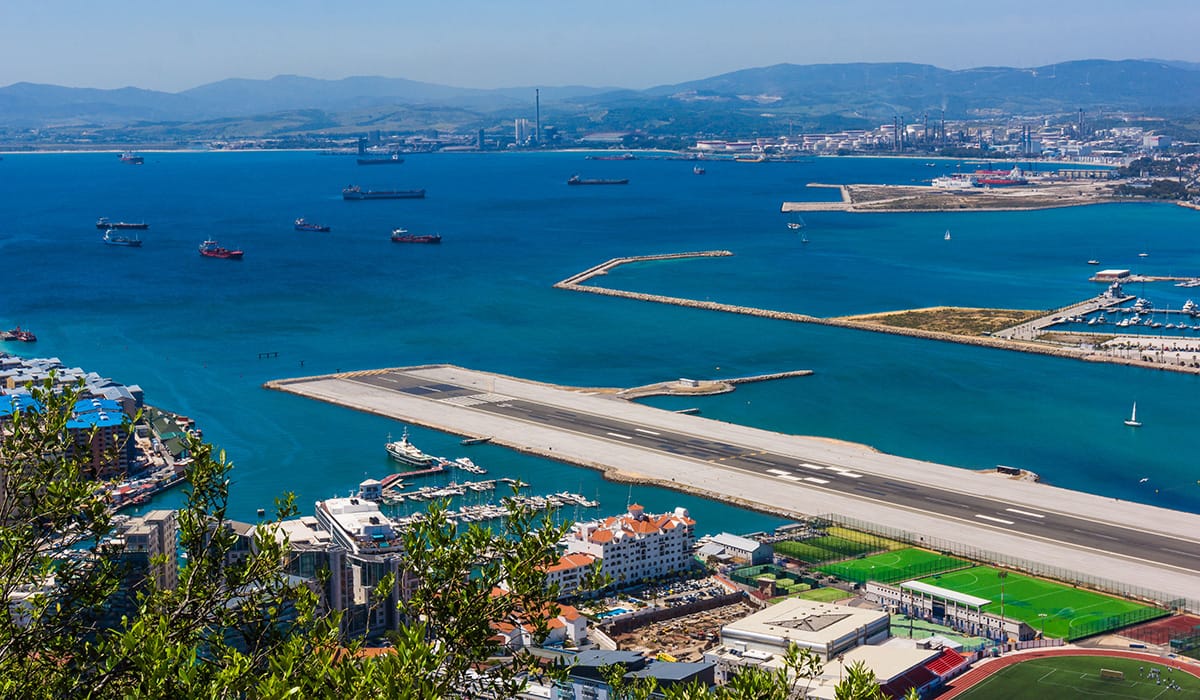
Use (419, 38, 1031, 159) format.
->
(198, 240, 244, 259)
(294, 218, 331, 232)
(343, 185, 426, 200)
(118, 151, 144, 164)
(103, 229, 142, 247)
(391, 229, 441, 244)
(585, 153, 636, 161)
(357, 154, 405, 165)
(96, 217, 149, 230)
(972, 166, 1028, 187)
(567, 175, 629, 185)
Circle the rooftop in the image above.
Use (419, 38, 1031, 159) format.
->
(722, 597, 889, 648)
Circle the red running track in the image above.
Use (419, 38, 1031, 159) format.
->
(937, 649, 1200, 699)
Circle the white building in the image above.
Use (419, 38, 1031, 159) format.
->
(712, 597, 889, 662)
(314, 497, 404, 555)
(544, 553, 598, 599)
(697, 533, 772, 565)
(564, 505, 695, 585)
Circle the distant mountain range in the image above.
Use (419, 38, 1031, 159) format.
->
(3, 59, 1200, 138)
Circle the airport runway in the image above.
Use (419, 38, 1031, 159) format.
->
(269, 365, 1200, 602)
(341, 369, 1200, 574)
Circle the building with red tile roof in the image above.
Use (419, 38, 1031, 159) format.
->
(564, 505, 696, 585)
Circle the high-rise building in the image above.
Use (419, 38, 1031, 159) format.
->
(515, 118, 530, 146)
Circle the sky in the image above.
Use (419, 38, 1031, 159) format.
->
(3, 0, 1199, 92)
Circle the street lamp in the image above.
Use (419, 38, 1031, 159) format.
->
(1038, 613, 1048, 638)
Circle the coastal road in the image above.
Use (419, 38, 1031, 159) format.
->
(336, 369, 1200, 576)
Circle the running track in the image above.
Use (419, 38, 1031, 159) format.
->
(937, 649, 1200, 699)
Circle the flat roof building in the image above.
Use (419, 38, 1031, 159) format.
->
(716, 597, 890, 661)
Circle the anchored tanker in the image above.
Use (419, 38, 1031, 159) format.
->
(342, 185, 425, 200)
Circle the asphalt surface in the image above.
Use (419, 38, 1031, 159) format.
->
(346, 370, 1200, 574)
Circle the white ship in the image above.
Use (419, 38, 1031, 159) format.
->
(385, 428, 438, 467)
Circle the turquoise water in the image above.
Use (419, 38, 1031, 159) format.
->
(0, 151, 1195, 528)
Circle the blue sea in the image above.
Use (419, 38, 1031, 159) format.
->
(1, 151, 1197, 530)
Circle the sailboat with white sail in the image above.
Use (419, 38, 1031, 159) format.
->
(1124, 402, 1142, 427)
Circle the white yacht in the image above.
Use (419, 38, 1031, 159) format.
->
(385, 428, 438, 467)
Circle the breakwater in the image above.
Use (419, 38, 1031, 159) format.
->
(555, 253, 1200, 376)
(556, 250, 733, 287)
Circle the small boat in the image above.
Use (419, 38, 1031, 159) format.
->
(786, 215, 806, 231)
(342, 185, 425, 200)
(103, 229, 142, 247)
(944, 230, 951, 241)
(567, 175, 628, 185)
(693, 165, 705, 175)
(391, 229, 441, 244)
(385, 428, 438, 467)
(1124, 402, 1142, 427)
(96, 217, 149, 230)
(198, 240, 244, 259)
(1, 326, 37, 342)
(1087, 259, 1100, 265)
(294, 218, 331, 232)
(1138, 252, 1149, 258)
(118, 151, 144, 164)
(356, 154, 405, 165)
(801, 234, 809, 244)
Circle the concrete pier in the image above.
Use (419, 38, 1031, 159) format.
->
(267, 365, 1200, 607)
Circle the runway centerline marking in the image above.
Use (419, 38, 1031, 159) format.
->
(1006, 508, 1045, 518)
(605, 431, 633, 440)
(635, 428, 660, 436)
(976, 514, 1015, 525)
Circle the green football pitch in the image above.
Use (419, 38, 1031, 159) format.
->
(956, 656, 1200, 699)
(919, 567, 1164, 640)
(816, 547, 967, 583)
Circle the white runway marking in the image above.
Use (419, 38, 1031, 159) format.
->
(839, 472, 863, 479)
(803, 477, 831, 485)
(635, 428, 660, 436)
(780, 475, 803, 482)
(799, 463, 825, 470)
(1005, 508, 1045, 518)
(975, 514, 1015, 525)
(605, 432, 633, 440)
(766, 469, 790, 476)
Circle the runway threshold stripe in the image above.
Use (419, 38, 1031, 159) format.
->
(799, 463, 825, 470)
(605, 432, 633, 440)
(1005, 508, 1045, 518)
(975, 514, 1015, 525)
(803, 477, 831, 485)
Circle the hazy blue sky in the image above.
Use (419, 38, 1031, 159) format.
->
(3, 1, 1198, 91)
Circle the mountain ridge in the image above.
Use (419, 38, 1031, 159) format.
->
(2, 59, 1197, 135)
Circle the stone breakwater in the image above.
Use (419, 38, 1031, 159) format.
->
(556, 250, 733, 287)
(555, 253, 1200, 376)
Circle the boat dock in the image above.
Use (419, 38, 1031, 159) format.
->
(267, 364, 1200, 605)
(379, 463, 445, 488)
